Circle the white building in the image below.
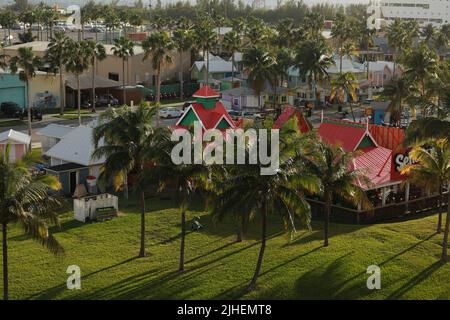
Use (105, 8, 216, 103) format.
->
(379, 0, 450, 27)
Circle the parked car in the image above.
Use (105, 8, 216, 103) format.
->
(53, 25, 66, 32)
(159, 107, 184, 119)
(228, 110, 241, 120)
(96, 94, 119, 107)
(243, 111, 263, 120)
(16, 108, 43, 121)
(1, 101, 23, 116)
(89, 26, 105, 33)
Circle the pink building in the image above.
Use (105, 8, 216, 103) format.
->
(0, 129, 31, 162)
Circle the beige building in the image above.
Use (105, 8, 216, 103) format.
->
(29, 72, 61, 109)
(4, 41, 191, 90)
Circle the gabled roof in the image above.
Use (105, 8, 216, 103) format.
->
(352, 146, 396, 190)
(0, 129, 31, 145)
(36, 124, 74, 139)
(176, 101, 235, 130)
(273, 106, 311, 133)
(317, 118, 377, 152)
(45, 126, 105, 166)
(192, 54, 234, 74)
(193, 86, 220, 98)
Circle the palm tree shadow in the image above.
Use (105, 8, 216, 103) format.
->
(387, 261, 445, 299)
(28, 257, 139, 299)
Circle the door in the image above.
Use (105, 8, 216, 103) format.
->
(70, 171, 77, 195)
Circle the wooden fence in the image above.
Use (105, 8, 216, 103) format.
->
(308, 192, 448, 224)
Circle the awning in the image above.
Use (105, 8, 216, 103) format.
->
(66, 74, 120, 90)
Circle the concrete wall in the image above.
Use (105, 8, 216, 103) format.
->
(29, 73, 61, 109)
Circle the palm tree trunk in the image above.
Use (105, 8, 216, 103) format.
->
(156, 64, 161, 127)
(123, 171, 129, 199)
(247, 201, 267, 291)
(206, 49, 210, 86)
(59, 63, 64, 115)
(179, 51, 184, 100)
(26, 80, 32, 152)
(138, 190, 146, 258)
(441, 190, 450, 262)
(437, 185, 443, 233)
(231, 53, 235, 83)
(236, 215, 244, 242)
(92, 60, 96, 112)
(324, 191, 331, 247)
(179, 209, 186, 271)
(122, 58, 126, 104)
(348, 96, 356, 121)
(77, 74, 81, 126)
(2, 222, 8, 300)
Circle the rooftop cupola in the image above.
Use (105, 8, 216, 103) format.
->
(192, 86, 220, 109)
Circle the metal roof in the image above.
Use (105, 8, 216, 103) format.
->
(36, 124, 75, 139)
(45, 125, 105, 166)
(65, 74, 120, 90)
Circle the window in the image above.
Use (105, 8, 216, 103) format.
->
(233, 98, 239, 106)
(108, 73, 119, 82)
(281, 96, 287, 103)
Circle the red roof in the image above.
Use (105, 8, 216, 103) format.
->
(317, 119, 368, 152)
(273, 106, 311, 133)
(192, 85, 220, 98)
(352, 146, 398, 189)
(176, 100, 235, 130)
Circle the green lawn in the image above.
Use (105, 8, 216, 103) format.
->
(1, 196, 449, 300)
(0, 120, 25, 127)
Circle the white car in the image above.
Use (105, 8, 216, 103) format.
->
(159, 108, 184, 119)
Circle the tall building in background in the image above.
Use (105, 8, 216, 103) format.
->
(379, 0, 449, 26)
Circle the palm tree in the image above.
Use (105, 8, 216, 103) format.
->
(9, 47, 42, 150)
(403, 44, 438, 98)
(172, 28, 194, 100)
(401, 139, 450, 255)
(330, 72, 360, 121)
(0, 10, 16, 46)
(381, 77, 415, 126)
(299, 141, 370, 247)
(92, 104, 167, 258)
(222, 30, 240, 84)
(142, 31, 174, 126)
(421, 23, 435, 45)
(404, 117, 450, 146)
(294, 38, 333, 108)
(0, 144, 63, 300)
(64, 40, 90, 126)
(85, 40, 106, 112)
(242, 46, 276, 109)
(42, 6, 57, 40)
(194, 16, 218, 85)
(148, 139, 210, 272)
(112, 36, 134, 105)
(46, 31, 69, 115)
(210, 124, 319, 291)
(386, 18, 405, 78)
(331, 14, 353, 74)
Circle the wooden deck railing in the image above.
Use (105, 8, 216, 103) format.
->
(307, 192, 448, 224)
